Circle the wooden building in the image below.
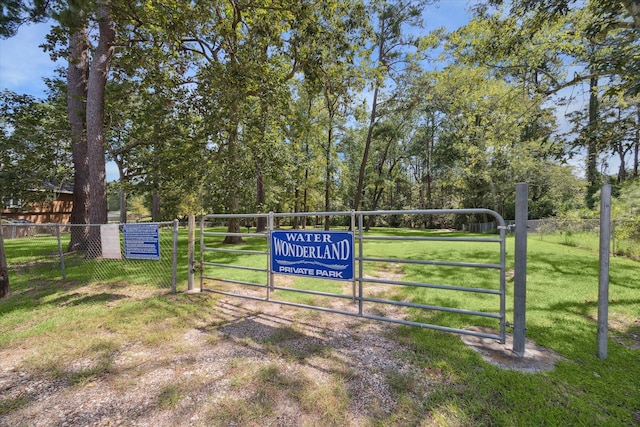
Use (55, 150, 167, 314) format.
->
(1, 183, 73, 224)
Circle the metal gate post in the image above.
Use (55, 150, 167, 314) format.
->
(597, 184, 612, 360)
(513, 183, 528, 356)
(56, 224, 66, 280)
(171, 219, 179, 294)
(199, 216, 205, 291)
(188, 214, 195, 291)
(357, 213, 364, 316)
(267, 212, 275, 297)
(351, 211, 356, 303)
(499, 223, 506, 344)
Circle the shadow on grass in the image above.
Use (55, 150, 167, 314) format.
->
(0, 278, 133, 317)
(47, 292, 128, 307)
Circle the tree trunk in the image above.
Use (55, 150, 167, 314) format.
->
(67, 25, 90, 251)
(0, 216, 8, 298)
(152, 187, 161, 221)
(119, 186, 127, 223)
(423, 115, 436, 228)
(86, 3, 115, 256)
(223, 117, 244, 244)
(115, 158, 127, 223)
(353, 83, 379, 212)
(293, 188, 300, 230)
(353, 15, 385, 212)
(585, 76, 599, 209)
(256, 167, 266, 232)
(324, 118, 332, 231)
(223, 195, 244, 244)
(622, 0, 640, 29)
(635, 106, 639, 178)
(302, 144, 309, 229)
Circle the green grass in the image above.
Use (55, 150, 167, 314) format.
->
(537, 230, 640, 259)
(1, 227, 639, 425)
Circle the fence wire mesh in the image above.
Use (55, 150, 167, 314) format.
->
(1, 222, 179, 290)
(531, 218, 640, 259)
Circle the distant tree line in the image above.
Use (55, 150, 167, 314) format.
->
(1, 0, 638, 235)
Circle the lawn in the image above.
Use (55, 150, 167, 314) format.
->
(0, 228, 638, 426)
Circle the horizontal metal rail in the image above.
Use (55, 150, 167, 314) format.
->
(362, 296, 501, 319)
(202, 261, 267, 273)
(201, 231, 269, 238)
(362, 235, 503, 243)
(202, 246, 267, 256)
(202, 213, 269, 220)
(199, 288, 502, 341)
(202, 288, 358, 316)
(199, 208, 508, 343)
(361, 277, 502, 295)
(361, 256, 502, 270)
(270, 285, 355, 300)
(361, 314, 502, 341)
(201, 276, 268, 289)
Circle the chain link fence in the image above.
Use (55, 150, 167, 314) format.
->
(461, 217, 639, 259)
(531, 218, 640, 259)
(1, 221, 180, 291)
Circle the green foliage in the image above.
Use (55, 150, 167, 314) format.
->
(612, 179, 640, 249)
(613, 178, 640, 221)
(0, 90, 72, 206)
(6, 0, 635, 223)
(1, 229, 639, 424)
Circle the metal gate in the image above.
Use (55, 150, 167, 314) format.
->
(198, 209, 508, 343)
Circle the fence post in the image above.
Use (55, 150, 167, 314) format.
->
(513, 183, 528, 356)
(171, 219, 179, 294)
(0, 217, 8, 298)
(188, 214, 195, 291)
(199, 216, 204, 291)
(597, 184, 612, 360)
(56, 224, 66, 280)
(268, 212, 275, 295)
(351, 210, 356, 303)
(611, 220, 616, 256)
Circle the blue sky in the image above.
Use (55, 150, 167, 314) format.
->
(0, 1, 474, 98)
(0, 21, 62, 98)
(0, 1, 599, 178)
(0, 1, 475, 182)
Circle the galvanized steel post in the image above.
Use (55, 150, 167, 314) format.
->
(188, 214, 195, 291)
(171, 219, 179, 294)
(513, 183, 528, 356)
(268, 212, 275, 297)
(199, 216, 205, 291)
(597, 184, 611, 360)
(56, 224, 66, 280)
(351, 211, 356, 303)
(358, 213, 364, 316)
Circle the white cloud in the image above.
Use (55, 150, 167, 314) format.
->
(106, 161, 120, 182)
(0, 21, 60, 98)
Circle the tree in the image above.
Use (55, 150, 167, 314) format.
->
(0, 88, 71, 298)
(65, 5, 90, 250)
(0, 214, 8, 298)
(452, 1, 640, 209)
(409, 65, 568, 219)
(84, 1, 115, 254)
(5, 1, 118, 252)
(476, 0, 640, 93)
(0, 90, 71, 205)
(286, 85, 330, 228)
(352, 0, 437, 212)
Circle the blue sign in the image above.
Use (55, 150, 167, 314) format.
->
(271, 230, 354, 280)
(123, 224, 160, 260)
